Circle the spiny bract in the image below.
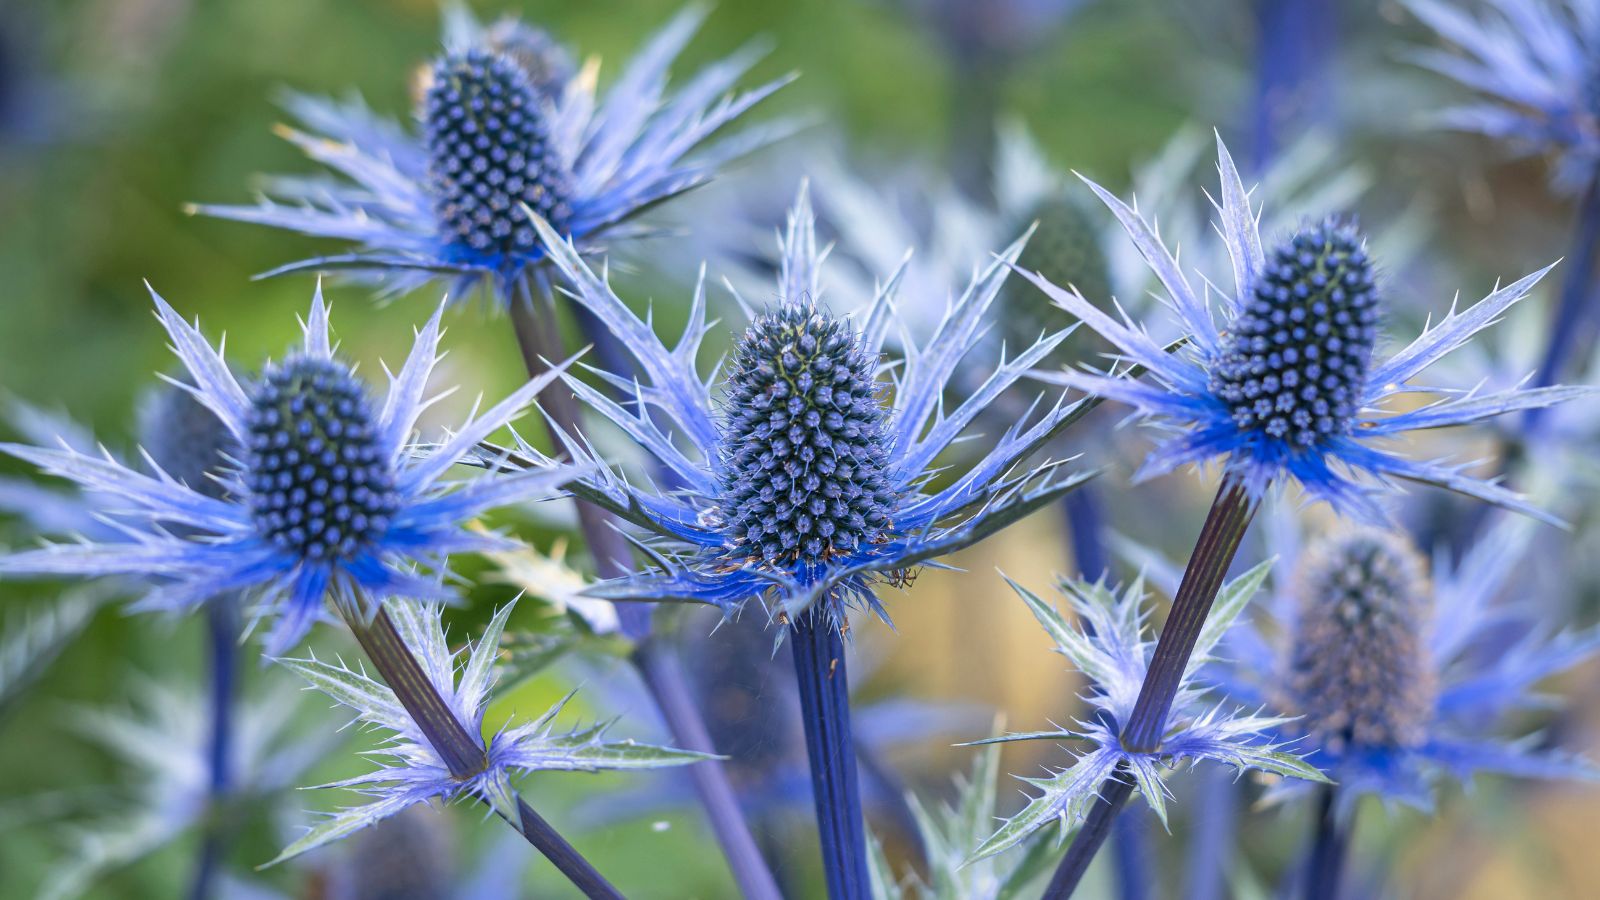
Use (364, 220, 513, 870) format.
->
(246, 355, 400, 563)
(424, 50, 573, 263)
(1210, 220, 1378, 449)
(718, 304, 896, 574)
(1286, 527, 1435, 752)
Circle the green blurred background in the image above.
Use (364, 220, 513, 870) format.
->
(2, 0, 1597, 897)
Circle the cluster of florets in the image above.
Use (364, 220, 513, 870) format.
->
(1210, 220, 1378, 449)
(138, 381, 238, 500)
(716, 303, 897, 575)
(1286, 527, 1436, 752)
(423, 49, 573, 260)
(244, 355, 399, 563)
(1003, 193, 1112, 361)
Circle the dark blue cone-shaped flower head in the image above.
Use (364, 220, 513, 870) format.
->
(1212, 509, 1600, 811)
(195, 6, 792, 305)
(718, 304, 897, 576)
(245, 355, 401, 564)
(1025, 135, 1592, 522)
(424, 50, 573, 267)
(137, 380, 238, 501)
(0, 287, 576, 655)
(1286, 528, 1435, 753)
(507, 185, 1094, 628)
(1210, 220, 1378, 449)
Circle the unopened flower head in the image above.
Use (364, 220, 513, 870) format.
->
(1025, 135, 1589, 522)
(137, 379, 238, 501)
(508, 184, 1093, 629)
(0, 287, 574, 654)
(1286, 527, 1436, 753)
(195, 6, 792, 304)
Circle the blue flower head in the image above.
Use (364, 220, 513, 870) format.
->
(193, 5, 793, 304)
(507, 184, 1094, 629)
(1406, 0, 1600, 190)
(0, 286, 574, 655)
(1222, 511, 1600, 811)
(1026, 135, 1591, 522)
(963, 565, 1327, 861)
(270, 597, 712, 866)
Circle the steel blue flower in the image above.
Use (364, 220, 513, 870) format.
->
(0, 286, 574, 655)
(1405, 0, 1600, 190)
(508, 185, 1095, 627)
(1025, 135, 1590, 522)
(1217, 509, 1600, 812)
(192, 5, 793, 304)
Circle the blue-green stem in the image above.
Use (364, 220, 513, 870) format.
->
(1044, 482, 1258, 899)
(791, 610, 870, 900)
(187, 597, 239, 900)
(509, 281, 784, 900)
(341, 602, 623, 900)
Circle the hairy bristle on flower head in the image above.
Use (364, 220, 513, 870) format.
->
(1210, 219, 1378, 449)
(717, 303, 897, 578)
(1003, 193, 1112, 364)
(486, 20, 575, 99)
(424, 50, 573, 261)
(138, 380, 238, 500)
(246, 355, 399, 563)
(1286, 527, 1435, 752)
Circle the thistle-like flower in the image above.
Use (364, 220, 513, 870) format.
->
(270, 597, 711, 865)
(1405, 0, 1600, 190)
(963, 565, 1326, 862)
(193, 6, 792, 304)
(512, 185, 1092, 627)
(1025, 135, 1589, 522)
(1220, 513, 1600, 810)
(0, 287, 573, 654)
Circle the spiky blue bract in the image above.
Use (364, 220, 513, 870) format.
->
(1222, 511, 1600, 812)
(0, 286, 575, 656)
(1405, 0, 1600, 190)
(515, 184, 1095, 627)
(1026, 135, 1590, 523)
(193, 5, 793, 304)
(268, 598, 712, 866)
(963, 565, 1327, 862)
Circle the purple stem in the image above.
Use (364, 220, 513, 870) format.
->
(1304, 785, 1350, 900)
(187, 597, 239, 900)
(790, 611, 870, 900)
(1526, 174, 1600, 433)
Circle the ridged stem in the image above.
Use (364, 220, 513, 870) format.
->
(340, 602, 621, 899)
(187, 597, 239, 900)
(1304, 785, 1350, 900)
(508, 280, 784, 900)
(1042, 770, 1137, 900)
(791, 612, 870, 900)
(1043, 482, 1258, 899)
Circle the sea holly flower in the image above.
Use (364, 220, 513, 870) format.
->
(962, 565, 1327, 863)
(38, 679, 333, 900)
(0, 287, 574, 655)
(193, 5, 793, 304)
(1025, 135, 1588, 523)
(512, 185, 1092, 628)
(1218, 513, 1600, 812)
(269, 597, 712, 865)
(1405, 0, 1600, 191)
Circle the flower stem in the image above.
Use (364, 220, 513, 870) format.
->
(340, 602, 622, 899)
(1304, 785, 1350, 900)
(1526, 174, 1600, 432)
(1042, 769, 1136, 900)
(1043, 482, 1257, 899)
(187, 597, 239, 900)
(1120, 483, 1256, 751)
(509, 278, 784, 900)
(790, 611, 870, 900)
